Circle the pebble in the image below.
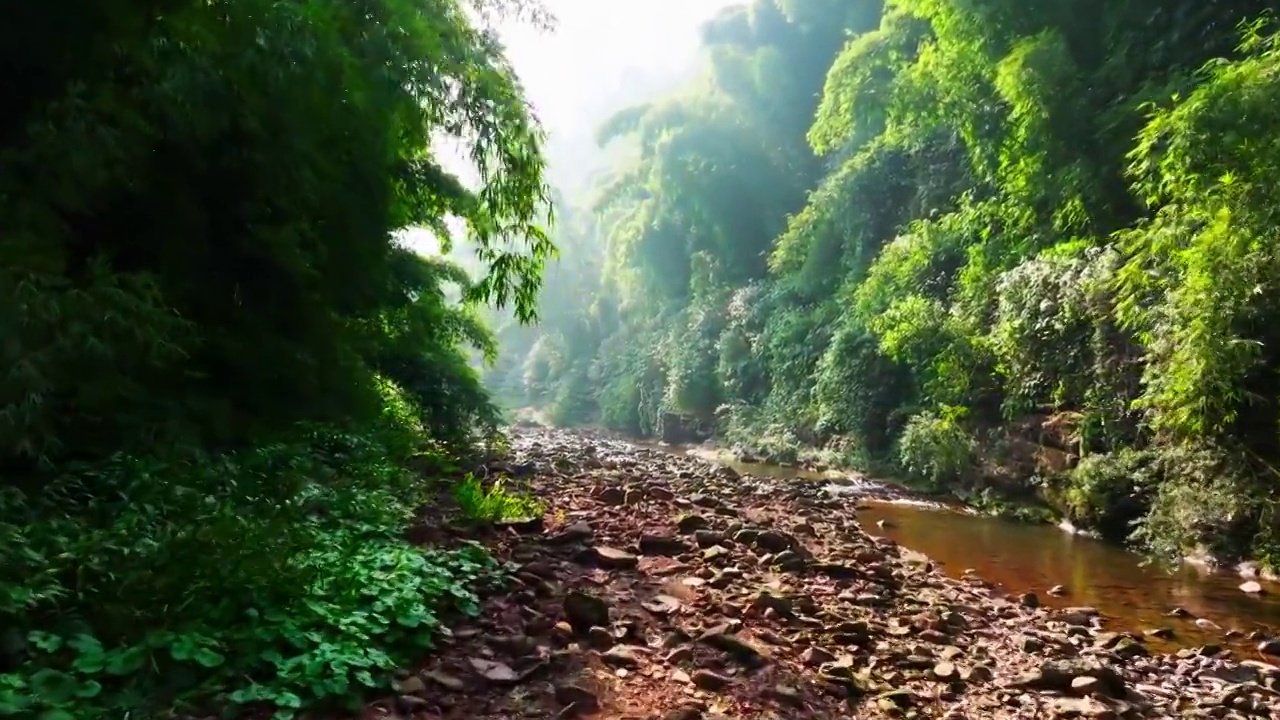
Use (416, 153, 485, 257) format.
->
(375, 426, 1280, 720)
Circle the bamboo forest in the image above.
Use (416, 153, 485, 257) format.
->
(7, 1, 1280, 719)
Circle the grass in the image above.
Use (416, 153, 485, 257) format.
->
(453, 474, 544, 522)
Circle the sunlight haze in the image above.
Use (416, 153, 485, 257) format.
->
(408, 0, 741, 256)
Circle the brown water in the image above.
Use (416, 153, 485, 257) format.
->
(694, 447, 1280, 655)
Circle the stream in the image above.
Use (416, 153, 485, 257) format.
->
(681, 444, 1280, 655)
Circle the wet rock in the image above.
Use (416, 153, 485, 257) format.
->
(1050, 696, 1115, 718)
(1240, 580, 1264, 594)
(468, 657, 519, 684)
(1020, 592, 1040, 609)
(691, 669, 732, 690)
(932, 661, 958, 681)
(694, 530, 726, 548)
(771, 549, 806, 572)
(586, 626, 614, 649)
(594, 545, 639, 569)
(676, 514, 710, 533)
(702, 545, 731, 563)
(642, 594, 682, 616)
(876, 689, 914, 709)
(1195, 618, 1221, 633)
(698, 624, 767, 666)
(1145, 627, 1174, 640)
(688, 494, 720, 509)
(1048, 584, 1068, 596)
(662, 705, 704, 720)
(1112, 637, 1149, 659)
(1012, 659, 1127, 699)
(664, 646, 694, 664)
(648, 485, 675, 502)
(802, 646, 836, 666)
(554, 683, 600, 713)
(755, 530, 796, 553)
(394, 675, 427, 694)
(548, 521, 594, 545)
(750, 590, 793, 616)
(1258, 639, 1280, 656)
(422, 669, 465, 691)
(964, 664, 995, 683)
(765, 684, 805, 707)
(1071, 676, 1100, 695)
(640, 534, 692, 556)
(602, 645, 642, 668)
(395, 694, 431, 713)
(564, 590, 610, 631)
(597, 487, 626, 506)
(1093, 632, 1123, 649)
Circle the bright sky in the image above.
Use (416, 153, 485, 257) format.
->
(404, 0, 742, 257)
(498, 0, 738, 141)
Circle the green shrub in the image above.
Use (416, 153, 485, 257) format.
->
(453, 475, 544, 522)
(896, 407, 976, 489)
(1054, 449, 1154, 540)
(0, 424, 504, 720)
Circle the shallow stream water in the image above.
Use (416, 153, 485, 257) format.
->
(682, 445, 1280, 656)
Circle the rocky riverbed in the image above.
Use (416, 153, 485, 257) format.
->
(374, 427, 1280, 719)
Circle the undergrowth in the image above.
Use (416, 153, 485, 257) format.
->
(454, 474, 544, 522)
(0, 422, 506, 720)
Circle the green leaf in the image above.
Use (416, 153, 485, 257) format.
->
(26, 632, 62, 653)
(29, 669, 78, 705)
(74, 679, 102, 698)
(105, 646, 148, 676)
(192, 647, 226, 668)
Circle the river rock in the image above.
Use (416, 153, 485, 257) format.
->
(754, 530, 796, 553)
(677, 514, 710, 533)
(548, 520, 593, 544)
(602, 645, 642, 668)
(694, 529, 726, 547)
(422, 669, 466, 691)
(699, 624, 768, 665)
(443, 427, 1280, 720)
(642, 594, 682, 615)
(1241, 580, 1264, 594)
(691, 669, 731, 690)
(593, 545, 639, 568)
(554, 682, 600, 712)
(468, 657, 519, 684)
(596, 486, 626, 506)
(564, 590, 610, 631)
(640, 533, 692, 556)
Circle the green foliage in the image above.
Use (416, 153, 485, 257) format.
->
(453, 474, 544, 522)
(2, 0, 552, 718)
(896, 407, 976, 489)
(1055, 449, 1154, 540)
(0, 423, 503, 719)
(485, 0, 1280, 569)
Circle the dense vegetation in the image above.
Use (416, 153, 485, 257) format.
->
(486, 0, 1280, 568)
(1, 1, 550, 718)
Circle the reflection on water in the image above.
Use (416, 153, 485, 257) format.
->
(701, 449, 1280, 651)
